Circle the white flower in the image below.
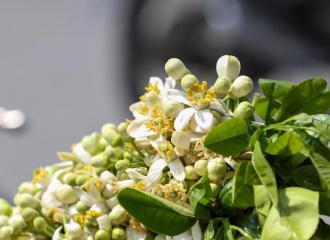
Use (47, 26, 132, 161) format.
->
(126, 225, 147, 240)
(53, 222, 86, 240)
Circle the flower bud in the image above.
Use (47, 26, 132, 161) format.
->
(0, 199, 12, 216)
(76, 201, 90, 213)
(0, 216, 9, 227)
(216, 55, 241, 80)
(0, 226, 13, 240)
(17, 194, 41, 211)
(115, 159, 131, 172)
(56, 184, 78, 204)
(112, 226, 126, 240)
(17, 182, 38, 195)
(213, 76, 231, 96)
(184, 166, 200, 180)
(207, 157, 227, 182)
(210, 183, 221, 198)
(81, 133, 103, 156)
(95, 229, 111, 240)
(101, 124, 122, 147)
(165, 58, 188, 80)
(181, 74, 198, 90)
(234, 101, 254, 118)
(103, 145, 123, 160)
(33, 217, 47, 232)
(194, 159, 208, 176)
(229, 76, 254, 99)
(163, 100, 184, 118)
(118, 122, 134, 143)
(91, 154, 110, 168)
(116, 171, 129, 181)
(75, 175, 89, 187)
(10, 217, 26, 234)
(65, 173, 77, 186)
(109, 204, 128, 225)
(21, 207, 39, 222)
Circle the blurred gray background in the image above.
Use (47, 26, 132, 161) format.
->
(1, 0, 330, 219)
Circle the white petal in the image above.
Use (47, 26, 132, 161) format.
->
(191, 221, 203, 240)
(127, 225, 147, 240)
(126, 168, 147, 180)
(74, 188, 96, 207)
(186, 130, 205, 142)
(73, 143, 92, 164)
(149, 158, 168, 172)
(150, 135, 167, 153)
(127, 118, 157, 139)
(171, 229, 193, 240)
(129, 101, 148, 119)
(97, 214, 111, 230)
(169, 159, 185, 181)
(65, 222, 84, 238)
(164, 77, 176, 91)
(90, 202, 109, 215)
(209, 100, 233, 117)
(171, 131, 190, 150)
(166, 89, 191, 106)
(194, 110, 216, 132)
(149, 76, 163, 89)
(174, 108, 196, 131)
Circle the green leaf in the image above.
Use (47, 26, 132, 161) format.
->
(253, 185, 271, 228)
(219, 180, 236, 215)
(232, 161, 255, 208)
(309, 152, 330, 199)
(204, 117, 250, 156)
(255, 97, 280, 123)
(277, 78, 330, 121)
(319, 191, 330, 216)
(117, 188, 196, 236)
(312, 114, 330, 150)
(261, 187, 319, 240)
(265, 130, 303, 156)
(292, 165, 323, 191)
(188, 174, 213, 219)
(252, 141, 278, 205)
(244, 161, 262, 185)
(259, 78, 294, 100)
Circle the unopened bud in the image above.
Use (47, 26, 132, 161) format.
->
(194, 159, 208, 176)
(21, 207, 39, 222)
(95, 229, 111, 240)
(207, 157, 227, 182)
(213, 76, 231, 96)
(115, 159, 131, 172)
(112, 226, 126, 240)
(109, 204, 127, 225)
(163, 100, 184, 118)
(216, 55, 241, 80)
(118, 122, 134, 143)
(181, 74, 198, 90)
(229, 76, 254, 99)
(184, 166, 200, 180)
(55, 184, 78, 204)
(234, 101, 254, 118)
(165, 58, 188, 80)
(33, 217, 47, 232)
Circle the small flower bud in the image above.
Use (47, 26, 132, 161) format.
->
(17, 194, 41, 211)
(81, 133, 103, 156)
(17, 182, 38, 195)
(115, 159, 131, 172)
(75, 175, 89, 187)
(207, 157, 227, 182)
(165, 58, 188, 80)
(210, 183, 221, 198)
(116, 171, 129, 181)
(76, 201, 90, 213)
(234, 101, 254, 118)
(213, 76, 231, 96)
(0, 226, 13, 240)
(229, 76, 254, 99)
(11, 217, 26, 234)
(216, 55, 241, 80)
(184, 166, 200, 180)
(103, 145, 123, 160)
(109, 204, 128, 225)
(112, 226, 126, 240)
(91, 154, 110, 168)
(0, 199, 12, 216)
(102, 124, 122, 147)
(181, 74, 198, 90)
(65, 173, 77, 186)
(163, 100, 184, 118)
(21, 207, 39, 222)
(33, 217, 47, 232)
(56, 184, 78, 204)
(194, 159, 208, 176)
(118, 122, 134, 143)
(0, 216, 9, 227)
(95, 229, 111, 240)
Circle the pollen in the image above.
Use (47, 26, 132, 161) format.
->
(186, 81, 215, 106)
(145, 81, 160, 94)
(129, 216, 148, 233)
(154, 179, 188, 205)
(144, 106, 174, 138)
(132, 182, 146, 191)
(32, 167, 48, 184)
(80, 177, 104, 191)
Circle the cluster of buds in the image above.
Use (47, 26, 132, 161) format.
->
(0, 55, 255, 240)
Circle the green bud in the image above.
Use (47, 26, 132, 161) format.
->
(109, 204, 127, 225)
(0, 199, 12, 216)
(163, 100, 184, 118)
(210, 183, 221, 198)
(181, 74, 198, 90)
(194, 159, 208, 176)
(56, 184, 78, 204)
(207, 157, 227, 182)
(102, 124, 122, 147)
(17, 182, 38, 195)
(155, 234, 167, 240)
(57, 151, 80, 162)
(85, 217, 98, 228)
(91, 154, 110, 168)
(21, 207, 39, 222)
(75, 175, 89, 187)
(213, 76, 231, 96)
(116, 171, 129, 181)
(33, 217, 47, 232)
(115, 159, 131, 172)
(0, 226, 13, 240)
(118, 122, 134, 143)
(216, 55, 241, 80)
(76, 201, 90, 213)
(95, 229, 111, 240)
(11, 218, 26, 234)
(103, 145, 123, 160)
(17, 194, 41, 211)
(234, 101, 254, 118)
(165, 58, 188, 80)
(184, 166, 200, 180)
(81, 133, 103, 156)
(112, 227, 126, 240)
(65, 173, 77, 186)
(0, 216, 9, 227)
(228, 76, 254, 99)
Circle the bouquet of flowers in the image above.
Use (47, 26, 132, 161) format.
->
(1, 55, 330, 240)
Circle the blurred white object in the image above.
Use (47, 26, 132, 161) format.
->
(0, 107, 25, 129)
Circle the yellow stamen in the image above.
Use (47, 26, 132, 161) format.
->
(186, 81, 215, 106)
(145, 81, 160, 95)
(80, 177, 104, 191)
(32, 167, 48, 184)
(144, 106, 174, 138)
(132, 182, 146, 191)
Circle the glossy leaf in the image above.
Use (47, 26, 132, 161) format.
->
(219, 179, 236, 215)
(253, 185, 271, 228)
(277, 78, 330, 121)
(309, 152, 330, 198)
(312, 114, 330, 150)
(204, 117, 250, 156)
(117, 188, 196, 236)
(261, 187, 319, 240)
(244, 161, 262, 185)
(292, 165, 323, 191)
(232, 161, 255, 208)
(259, 78, 294, 100)
(252, 141, 278, 205)
(265, 130, 303, 156)
(255, 97, 280, 124)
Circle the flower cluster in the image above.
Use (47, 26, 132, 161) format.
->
(0, 55, 256, 240)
